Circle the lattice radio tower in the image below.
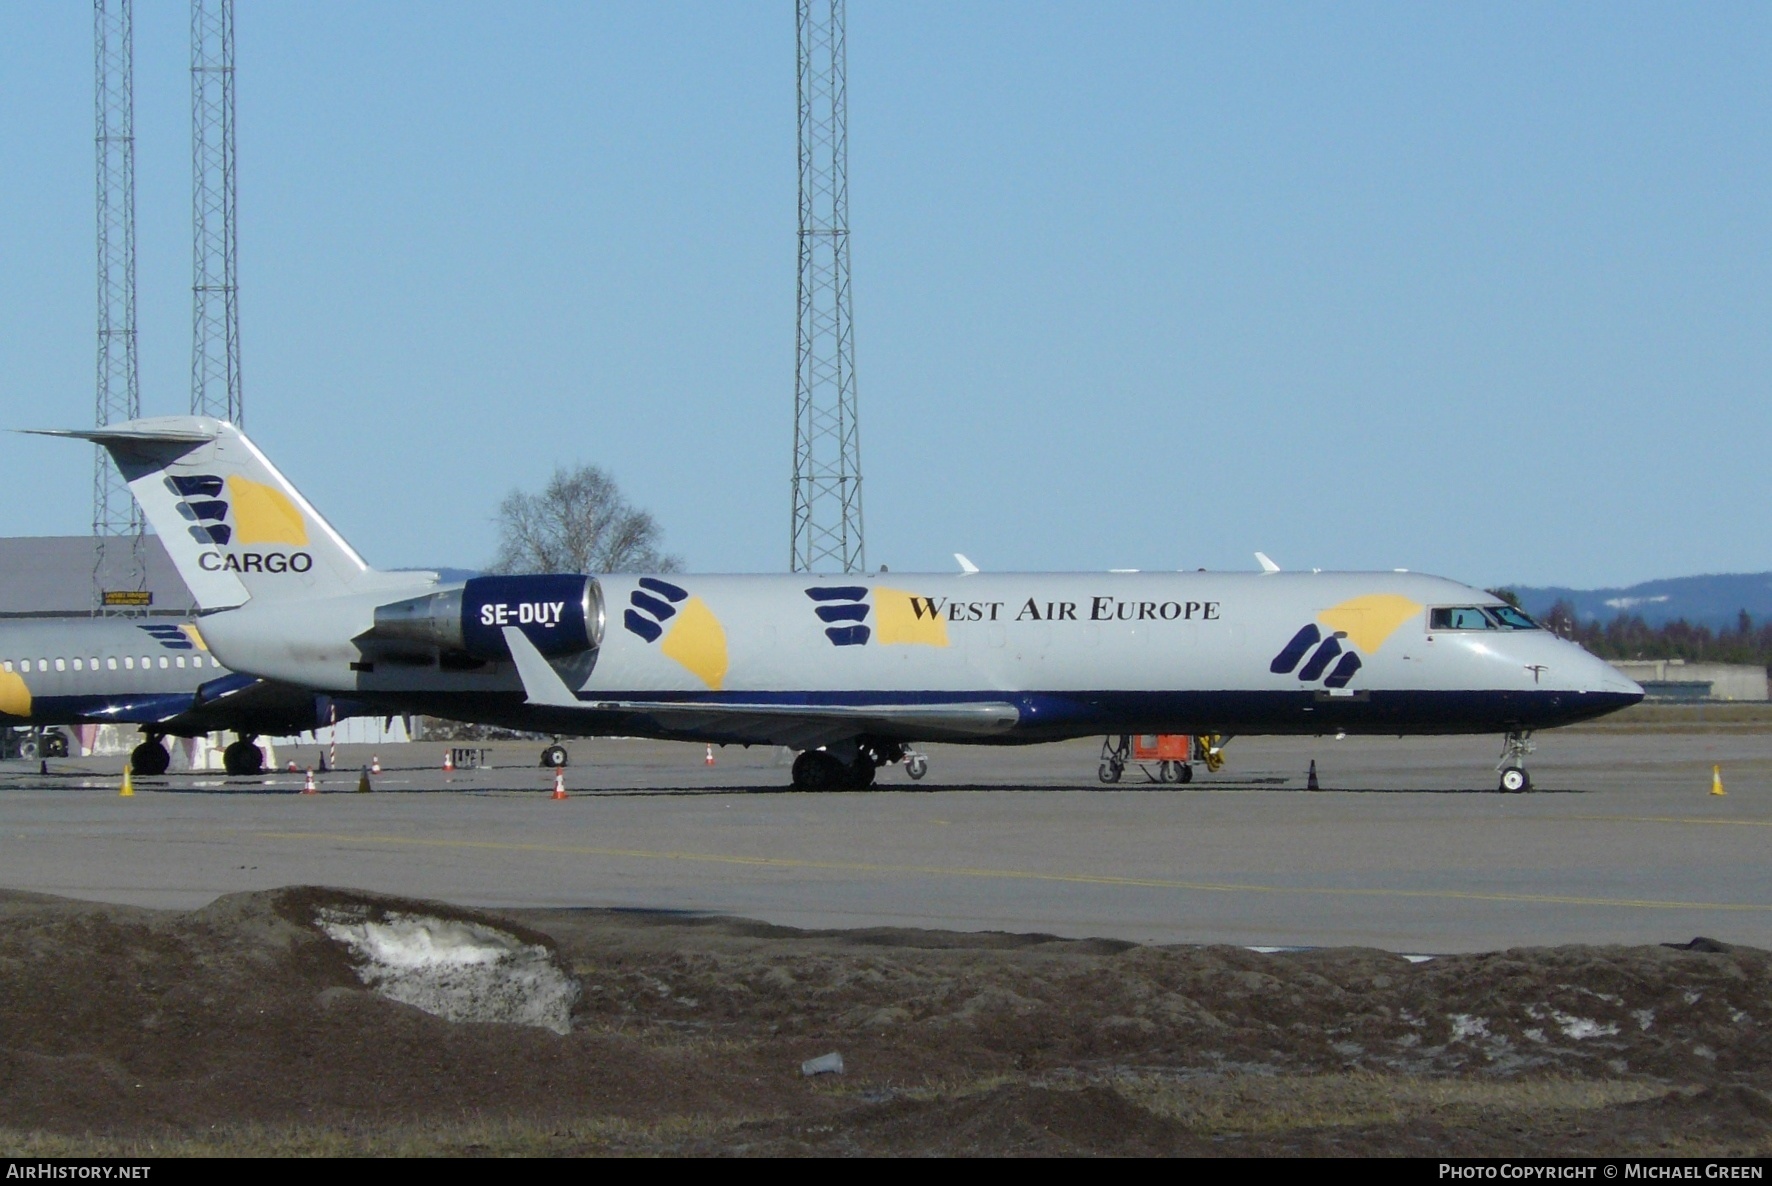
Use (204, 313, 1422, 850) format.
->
(191, 0, 242, 424)
(791, 0, 865, 574)
(93, 0, 145, 611)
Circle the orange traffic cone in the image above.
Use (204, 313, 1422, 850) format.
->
(443, 750, 454, 773)
(371, 754, 382, 775)
(302, 768, 317, 795)
(551, 767, 568, 800)
(705, 744, 715, 767)
(286, 760, 297, 772)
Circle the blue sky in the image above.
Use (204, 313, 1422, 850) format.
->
(2, 2, 1768, 587)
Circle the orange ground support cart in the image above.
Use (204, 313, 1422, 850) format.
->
(1098, 733, 1192, 783)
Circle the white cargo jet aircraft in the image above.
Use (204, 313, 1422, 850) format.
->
(47, 418, 1642, 792)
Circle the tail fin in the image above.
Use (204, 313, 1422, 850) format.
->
(37, 417, 431, 610)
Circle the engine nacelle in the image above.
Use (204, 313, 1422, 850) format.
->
(372, 574, 604, 660)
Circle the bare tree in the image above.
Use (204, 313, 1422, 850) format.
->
(489, 465, 682, 575)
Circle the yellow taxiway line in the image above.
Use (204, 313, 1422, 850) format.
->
(1573, 814, 1772, 829)
(254, 830, 1772, 913)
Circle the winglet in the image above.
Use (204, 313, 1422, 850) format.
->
(502, 627, 580, 707)
(1255, 552, 1280, 574)
(954, 553, 980, 575)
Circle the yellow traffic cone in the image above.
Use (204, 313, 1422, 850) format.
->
(119, 767, 134, 798)
(1712, 764, 1727, 797)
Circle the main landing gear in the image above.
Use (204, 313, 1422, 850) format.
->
(1497, 729, 1535, 793)
(540, 742, 569, 768)
(790, 740, 902, 791)
(131, 733, 170, 777)
(223, 735, 265, 776)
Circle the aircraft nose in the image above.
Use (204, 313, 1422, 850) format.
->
(1593, 658, 1645, 699)
(1555, 645, 1643, 702)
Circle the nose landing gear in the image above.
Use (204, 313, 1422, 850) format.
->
(1497, 730, 1535, 793)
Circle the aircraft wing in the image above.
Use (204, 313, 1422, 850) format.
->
(500, 626, 1018, 746)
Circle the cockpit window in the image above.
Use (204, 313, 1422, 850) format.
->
(1488, 605, 1541, 630)
(1430, 607, 1496, 630)
(1429, 605, 1542, 631)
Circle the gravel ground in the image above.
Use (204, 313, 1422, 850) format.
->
(2, 887, 1769, 1156)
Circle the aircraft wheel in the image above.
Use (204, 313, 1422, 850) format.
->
(906, 754, 928, 781)
(540, 744, 569, 768)
(41, 731, 69, 759)
(223, 740, 264, 776)
(131, 740, 170, 777)
(1098, 761, 1122, 784)
(1499, 767, 1531, 794)
(791, 750, 847, 791)
(1178, 762, 1193, 784)
(846, 760, 877, 791)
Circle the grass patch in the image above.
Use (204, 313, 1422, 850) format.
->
(1115, 1071, 1669, 1136)
(0, 1114, 750, 1158)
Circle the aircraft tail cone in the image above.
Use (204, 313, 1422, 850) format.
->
(357, 766, 372, 794)
(371, 755, 381, 775)
(119, 768, 134, 798)
(302, 768, 317, 795)
(705, 744, 715, 767)
(1712, 764, 1727, 797)
(552, 768, 568, 800)
(1307, 760, 1319, 791)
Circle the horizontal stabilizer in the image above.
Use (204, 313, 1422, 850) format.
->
(28, 420, 222, 447)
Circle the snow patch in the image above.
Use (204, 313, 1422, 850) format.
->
(316, 907, 579, 1034)
(1552, 1011, 1619, 1040)
(1603, 595, 1670, 610)
(1633, 1009, 1655, 1032)
(1449, 1014, 1489, 1042)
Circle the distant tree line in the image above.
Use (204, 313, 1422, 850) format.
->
(1490, 590, 1772, 669)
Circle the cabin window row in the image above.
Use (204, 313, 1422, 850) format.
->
(2, 655, 225, 673)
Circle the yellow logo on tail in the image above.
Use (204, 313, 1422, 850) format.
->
(226, 476, 309, 547)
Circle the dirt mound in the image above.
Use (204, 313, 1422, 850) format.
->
(0, 888, 1769, 1155)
